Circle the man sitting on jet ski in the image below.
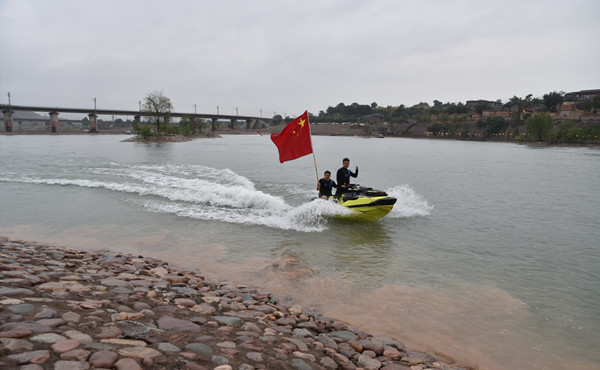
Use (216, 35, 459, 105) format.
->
(317, 170, 337, 199)
(335, 157, 358, 200)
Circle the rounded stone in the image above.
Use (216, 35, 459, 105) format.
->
(216, 341, 236, 349)
(89, 350, 119, 368)
(0, 329, 33, 339)
(320, 356, 339, 369)
(158, 342, 181, 353)
(53, 360, 90, 370)
(157, 316, 202, 332)
(212, 316, 243, 326)
(174, 298, 196, 306)
(291, 358, 313, 370)
(118, 346, 161, 358)
(94, 325, 123, 339)
(62, 312, 81, 323)
(212, 355, 229, 365)
(34, 307, 58, 319)
(289, 304, 303, 316)
(59, 349, 91, 361)
(185, 342, 214, 355)
(213, 366, 233, 370)
(8, 303, 35, 314)
(63, 330, 93, 343)
(100, 278, 134, 290)
(114, 357, 143, 370)
(247, 352, 263, 362)
(293, 351, 316, 362)
(51, 339, 80, 354)
(0, 287, 35, 297)
(0, 338, 34, 352)
(0, 322, 51, 334)
(383, 346, 404, 359)
(18, 364, 44, 370)
(36, 318, 66, 328)
(133, 302, 151, 311)
(30, 333, 68, 344)
(100, 338, 147, 347)
(328, 330, 359, 342)
(186, 362, 210, 370)
(358, 354, 382, 369)
(7, 349, 50, 364)
(37, 282, 67, 292)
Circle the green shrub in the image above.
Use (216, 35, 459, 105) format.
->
(526, 113, 553, 141)
(139, 125, 152, 139)
(163, 125, 180, 135)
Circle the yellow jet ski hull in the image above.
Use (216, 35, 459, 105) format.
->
(335, 186, 397, 221)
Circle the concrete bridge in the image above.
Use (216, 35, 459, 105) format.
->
(0, 104, 269, 133)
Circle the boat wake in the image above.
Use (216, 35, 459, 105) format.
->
(385, 185, 434, 218)
(0, 163, 432, 232)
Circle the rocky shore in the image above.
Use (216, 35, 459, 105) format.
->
(121, 133, 220, 143)
(0, 237, 473, 370)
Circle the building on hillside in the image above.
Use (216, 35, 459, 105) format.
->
(565, 89, 600, 101)
(558, 102, 583, 120)
(482, 110, 511, 119)
(466, 100, 503, 110)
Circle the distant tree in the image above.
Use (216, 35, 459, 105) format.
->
(179, 115, 193, 135)
(483, 116, 508, 137)
(450, 114, 465, 124)
(142, 90, 173, 134)
(526, 112, 554, 141)
(474, 102, 489, 115)
(446, 102, 468, 114)
(431, 100, 444, 114)
(371, 102, 378, 108)
(272, 114, 283, 125)
(543, 91, 564, 112)
(576, 95, 600, 112)
(417, 113, 431, 123)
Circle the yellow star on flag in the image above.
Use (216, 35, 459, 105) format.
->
(293, 118, 306, 135)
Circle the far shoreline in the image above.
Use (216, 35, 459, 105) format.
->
(1, 129, 599, 148)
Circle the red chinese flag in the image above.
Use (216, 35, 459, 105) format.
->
(270, 111, 313, 163)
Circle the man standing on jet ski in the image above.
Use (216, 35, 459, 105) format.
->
(335, 157, 358, 199)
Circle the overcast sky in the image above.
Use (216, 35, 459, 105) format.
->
(1, 0, 599, 118)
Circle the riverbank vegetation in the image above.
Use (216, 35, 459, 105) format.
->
(132, 91, 213, 142)
(296, 90, 600, 144)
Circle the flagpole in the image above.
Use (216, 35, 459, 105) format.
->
(307, 112, 319, 184)
(312, 152, 319, 183)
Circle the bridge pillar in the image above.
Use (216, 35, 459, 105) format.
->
(49, 111, 59, 133)
(133, 114, 141, 132)
(3, 110, 13, 132)
(212, 118, 217, 131)
(230, 119, 236, 129)
(246, 119, 252, 129)
(18, 121, 23, 131)
(189, 116, 196, 134)
(88, 113, 98, 133)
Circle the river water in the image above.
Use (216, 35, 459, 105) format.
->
(0, 134, 598, 369)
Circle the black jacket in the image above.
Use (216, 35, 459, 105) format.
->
(318, 178, 337, 197)
(336, 167, 358, 190)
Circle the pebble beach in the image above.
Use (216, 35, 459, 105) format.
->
(0, 237, 473, 370)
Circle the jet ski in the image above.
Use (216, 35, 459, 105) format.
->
(335, 185, 397, 221)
